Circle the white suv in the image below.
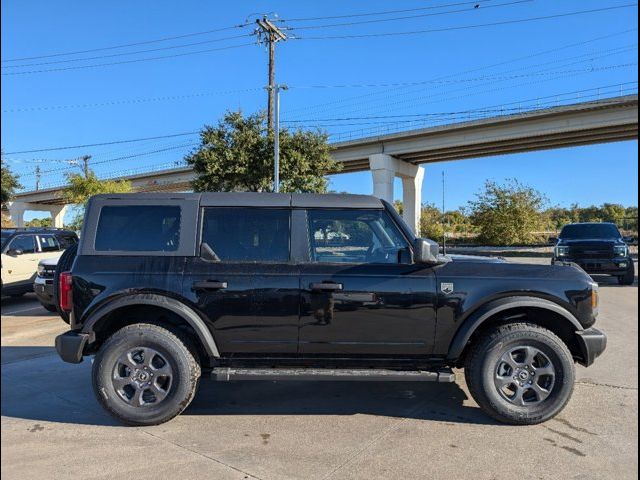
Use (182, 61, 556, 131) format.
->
(1, 228, 78, 297)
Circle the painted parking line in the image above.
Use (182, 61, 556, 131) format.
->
(1, 306, 46, 316)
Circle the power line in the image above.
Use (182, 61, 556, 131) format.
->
(3, 131, 200, 155)
(285, 42, 638, 118)
(287, 0, 531, 31)
(296, 4, 638, 40)
(2, 33, 253, 69)
(279, 0, 495, 22)
(2, 87, 262, 113)
(283, 29, 637, 116)
(288, 63, 637, 89)
(2, 22, 252, 63)
(1, 42, 255, 76)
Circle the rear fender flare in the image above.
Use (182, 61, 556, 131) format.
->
(81, 293, 220, 358)
(446, 296, 583, 360)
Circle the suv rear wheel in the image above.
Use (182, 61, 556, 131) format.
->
(92, 323, 201, 426)
(464, 323, 575, 425)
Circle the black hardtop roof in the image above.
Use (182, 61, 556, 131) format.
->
(1, 227, 77, 235)
(90, 192, 384, 209)
(562, 222, 618, 227)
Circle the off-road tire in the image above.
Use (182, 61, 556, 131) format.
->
(53, 243, 78, 324)
(464, 323, 575, 425)
(617, 262, 635, 285)
(92, 323, 201, 426)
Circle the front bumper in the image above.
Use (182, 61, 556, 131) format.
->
(575, 328, 607, 367)
(553, 257, 631, 275)
(33, 276, 55, 306)
(55, 330, 90, 364)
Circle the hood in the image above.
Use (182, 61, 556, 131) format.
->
(39, 257, 59, 267)
(446, 254, 507, 263)
(559, 238, 622, 245)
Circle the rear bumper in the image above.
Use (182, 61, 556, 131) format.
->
(33, 277, 55, 306)
(55, 330, 89, 364)
(575, 328, 607, 367)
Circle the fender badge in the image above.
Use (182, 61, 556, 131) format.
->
(441, 282, 454, 294)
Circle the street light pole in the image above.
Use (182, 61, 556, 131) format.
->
(273, 83, 287, 193)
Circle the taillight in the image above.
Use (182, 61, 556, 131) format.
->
(59, 271, 73, 312)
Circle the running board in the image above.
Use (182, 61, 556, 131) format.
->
(211, 367, 455, 383)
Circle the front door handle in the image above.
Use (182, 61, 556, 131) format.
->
(192, 281, 228, 291)
(310, 282, 343, 292)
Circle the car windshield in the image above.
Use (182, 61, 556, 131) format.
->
(1, 233, 10, 249)
(560, 224, 621, 239)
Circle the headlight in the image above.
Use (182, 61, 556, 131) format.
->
(591, 283, 599, 317)
(613, 245, 628, 257)
(555, 246, 570, 257)
(37, 264, 45, 276)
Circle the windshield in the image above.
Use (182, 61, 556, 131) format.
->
(560, 224, 621, 239)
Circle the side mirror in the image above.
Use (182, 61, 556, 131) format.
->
(413, 238, 441, 264)
(623, 236, 635, 244)
(7, 248, 23, 256)
(548, 236, 558, 245)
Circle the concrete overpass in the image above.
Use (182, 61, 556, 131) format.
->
(8, 95, 638, 233)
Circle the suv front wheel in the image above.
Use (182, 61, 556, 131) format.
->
(92, 323, 201, 426)
(464, 323, 575, 425)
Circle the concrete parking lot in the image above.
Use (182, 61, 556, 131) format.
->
(1, 259, 637, 480)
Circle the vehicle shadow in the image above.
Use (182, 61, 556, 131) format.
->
(1, 346, 499, 427)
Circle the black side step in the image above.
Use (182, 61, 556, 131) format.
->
(211, 367, 455, 383)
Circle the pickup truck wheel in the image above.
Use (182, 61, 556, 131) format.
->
(92, 323, 201, 426)
(464, 323, 575, 425)
(618, 262, 635, 285)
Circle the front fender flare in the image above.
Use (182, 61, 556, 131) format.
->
(446, 296, 583, 361)
(81, 293, 220, 358)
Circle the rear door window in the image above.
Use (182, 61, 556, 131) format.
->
(37, 234, 60, 252)
(95, 206, 181, 252)
(201, 208, 290, 262)
(57, 234, 78, 249)
(8, 235, 36, 254)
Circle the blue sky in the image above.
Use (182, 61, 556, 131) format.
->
(1, 0, 638, 221)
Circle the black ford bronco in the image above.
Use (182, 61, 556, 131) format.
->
(55, 193, 606, 426)
(551, 222, 635, 285)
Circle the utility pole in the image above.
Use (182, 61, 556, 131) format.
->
(442, 171, 447, 255)
(68, 155, 91, 177)
(271, 84, 288, 192)
(255, 16, 287, 132)
(34, 165, 41, 191)
(80, 155, 91, 178)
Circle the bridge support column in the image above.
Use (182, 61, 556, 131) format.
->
(369, 154, 424, 234)
(6, 202, 68, 228)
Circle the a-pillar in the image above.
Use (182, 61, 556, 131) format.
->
(7, 201, 68, 228)
(369, 154, 424, 235)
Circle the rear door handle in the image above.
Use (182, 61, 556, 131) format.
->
(310, 282, 343, 292)
(192, 281, 228, 291)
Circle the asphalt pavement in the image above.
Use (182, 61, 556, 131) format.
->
(1, 259, 637, 480)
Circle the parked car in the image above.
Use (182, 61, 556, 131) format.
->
(34, 257, 59, 312)
(55, 193, 606, 426)
(1, 227, 78, 298)
(551, 222, 635, 285)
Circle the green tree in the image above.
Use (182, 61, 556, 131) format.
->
(25, 217, 53, 228)
(467, 179, 547, 245)
(186, 111, 339, 193)
(419, 203, 445, 241)
(1, 164, 22, 207)
(61, 170, 131, 229)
